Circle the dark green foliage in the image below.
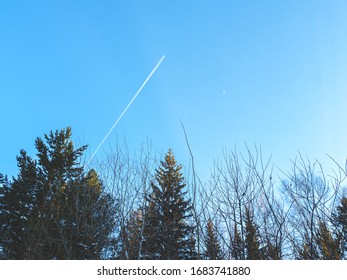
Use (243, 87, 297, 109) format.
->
(203, 218, 222, 260)
(141, 200, 161, 259)
(117, 210, 143, 260)
(244, 207, 262, 260)
(261, 238, 282, 260)
(3, 128, 347, 260)
(231, 223, 243, 260)
(296, 240, 319, 260)
(315, 221, 341, 260)
(0, 151, 41, 259)
(142, 149, 196, 259)
(332, 197, 347, 259)
(0, 128, 116, 259)
(0, 173, 9, 259)
(297, 197, 346, 260)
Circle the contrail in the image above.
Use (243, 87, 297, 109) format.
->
(85, 55, 166, 168)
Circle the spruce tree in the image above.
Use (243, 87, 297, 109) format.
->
(142, 199, 162, 259)
(315, 221, 341, 259)
(244, 207, 262, 260)
(117, 209, 143, 260)
(0, 127, 116, 259)
(203, 218, 222, 259)
(142, 149, 196, 259)
(332, 197, 347, 259)
(231, 223, 243, 260)
(262, 238, 281, 260)
(0, 150, 41, 259)
(0, 173, 9, 259)
(297, 235, 319, 260)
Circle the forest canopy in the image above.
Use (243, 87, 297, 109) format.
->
(1, 127, 346, 260)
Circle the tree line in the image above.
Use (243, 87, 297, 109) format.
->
(0, 127, 346, 259)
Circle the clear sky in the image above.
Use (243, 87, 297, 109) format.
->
(1, 0, 347, 182)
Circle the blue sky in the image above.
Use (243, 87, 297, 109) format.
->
(1, 1, 347, 182)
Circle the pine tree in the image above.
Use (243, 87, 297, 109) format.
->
(0, 127, 116, 259)
(52, 169, 116, 259)
(142, 149, 196, 259)
(315, 221, 341, 259)
(0, 150, 41, 259)
(231, 223, 243, 260)
(187, 229, 199, 260)
(117, 209, 143, 260)
(244, 207, 262, 260)
(0, 173, 9, 259)
(203, 218, 222, 259)
(141, 198, 162, 260)
(297, 234, 319, 260)
(142, 199, 162, 259)
(332, 197, 347, 259)
(261, 238, 281, 260)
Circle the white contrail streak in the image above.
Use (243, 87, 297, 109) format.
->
(85, 55, 166, 168)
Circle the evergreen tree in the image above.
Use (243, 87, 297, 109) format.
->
(142, 199, 161, 259)
(187, 229, 199, 260)
(231, 223, 243, 260)
(142, 149, 196, 259)
(117, 209, 143, 260)
(332, 197, 347, 259)
(297, 243, 314, 260)
(51, 169, 116, 259)
(297, 234, 319, 260)
(0, 173, 9, 259)
(203, 218, 222, 260)
(0, 127, 116, 259)
(0, 150, 41, 259)
(244, 207, 262, 260)
(315, 221, 341, 260)
(261, 237, 281, 260)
